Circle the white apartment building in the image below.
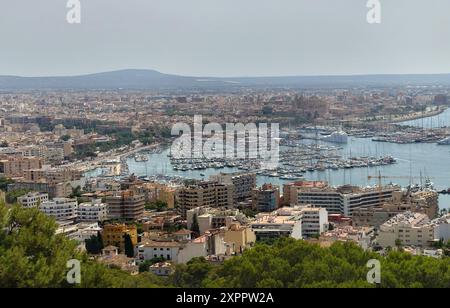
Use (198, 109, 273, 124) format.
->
(40, 198, 78, 222)
(77, 199, 108, 222)
(292, 183, 397, 216)
(300, 207, 329, 238)
(136, 232, 228, 264)
(378, 212, 434, 248)
(17, 192, 49, 208)
(136, 241, 182, 262)
(432, 214, 450, 243)
(251, 206, 329, 241)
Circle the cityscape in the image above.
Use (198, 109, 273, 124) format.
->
(1, 0, 450, 294)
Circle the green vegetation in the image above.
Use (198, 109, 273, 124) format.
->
(85, 233, 104, 255)
(124, 234, 134, 258)
(432, 239, 450, 257)
(0, 203, 166, 288)
(238, 207, 258, 218)
(1, 203, 449, 288)
(60, 135, 71, 142)
(170, 239, 450, 288)
(70, 186, 83, 199)
(0, 177, 14, 191)
(5, 189, 31, 204)
(139, 257, 166, 273)
(145, 201, 167, 212)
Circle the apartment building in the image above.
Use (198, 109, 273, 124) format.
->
(106, 190, 145, 221)
(0, 155, 42, 178)
(286, 181, 397, 216)
(377, 212, 434, 248)
(21, 145, 47, 159)
(252, 184, 280, 212)
(7, 181, 73, 198)
(186, 207, 249, 234)
(23, 167, 82, 184)
(40, 198, 78, 222)
(353, 190, 440, 228)
(300, 207, 329, 238)
(102, 224, 138, 253)
(320, 226, 375, 250)
(178, 182, 234, 217)
(251, 210, 303, 241)
(210, 172, 257, 201)
(17, 192, 49, 208)
(251, 206, 329, 241)
(432, 214, 450, 243)
(137, 231, 229, 264)
(408, 190, 439, 219)
(223, 223, 256, 254)
(133, 182, 179, 209)
(21, 144, 67, 163)
(136, 240, 182, 262)
(77, 199, 108, 222)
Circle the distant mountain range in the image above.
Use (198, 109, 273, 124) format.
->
(2, 69, 450, 90)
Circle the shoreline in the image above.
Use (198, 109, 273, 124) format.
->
(390, 106, 447, 124)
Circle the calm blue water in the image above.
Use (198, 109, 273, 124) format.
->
(122, 137, 450, 210)
(85, 110, 450, 210)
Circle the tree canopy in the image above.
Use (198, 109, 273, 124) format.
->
(170, 238, 450, 288)
(0, 203, 166, 288)
(1, 202, 449, 288)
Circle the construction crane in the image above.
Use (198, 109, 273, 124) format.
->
(367, 172, 435, 207)
(368, 172, 434, 190)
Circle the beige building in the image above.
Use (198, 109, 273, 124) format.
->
(186, 207, 249, 234)
(210, 172, 257, 201)
(106, 190, 145, 221)
(0, 155, 42, 178)
(353, 190, 440, 228)
(23, 167, 82, 184)
(133, 183, 178, 209)
(178, 182, 234, 217)
(102, 224, 138, 252)
(224, 223, 256, 254)
(377, 212, 434, 248)
(284, 181, 398, 216)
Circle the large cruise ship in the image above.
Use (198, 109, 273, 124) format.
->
(320, 131, 348, 144)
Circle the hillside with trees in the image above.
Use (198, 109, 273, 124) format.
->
(1, 203, 449, 288)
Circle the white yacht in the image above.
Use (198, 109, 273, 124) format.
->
(437, 137, 450, 145)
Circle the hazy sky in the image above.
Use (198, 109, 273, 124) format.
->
(1, 0, 450, 77)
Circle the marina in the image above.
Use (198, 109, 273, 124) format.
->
(84, 136, 450, 210)
(82, 112, 450, 211)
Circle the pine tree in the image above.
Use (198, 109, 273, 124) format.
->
(124, 234, 134, 258)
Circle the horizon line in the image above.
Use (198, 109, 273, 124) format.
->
(2, 68, 450, 79)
